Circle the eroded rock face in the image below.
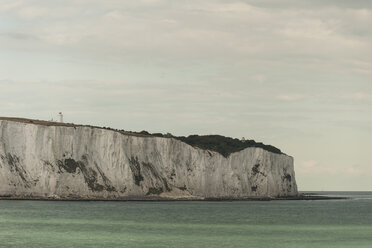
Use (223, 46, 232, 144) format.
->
(0, 120, 298, 199)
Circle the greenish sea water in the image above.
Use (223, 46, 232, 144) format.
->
(0, 192, 371, 248)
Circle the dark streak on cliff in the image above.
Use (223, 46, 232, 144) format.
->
(1, 153, 30, 188)
(128, 157, 144, 186)
(56, 156, 116, 192)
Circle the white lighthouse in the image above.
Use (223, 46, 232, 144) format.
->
(58, 112, 63, 123)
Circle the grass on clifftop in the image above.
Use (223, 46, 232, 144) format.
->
(116, 131, 282, 157)
(0, 117, 282, 157)
(174, 135, 282, 157)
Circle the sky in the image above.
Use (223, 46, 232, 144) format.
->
(0, 0, 371, 191)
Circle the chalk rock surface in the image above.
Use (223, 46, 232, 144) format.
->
(0, 120, 298, 200)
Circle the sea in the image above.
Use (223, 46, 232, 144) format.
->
(0, 192, 371, 248)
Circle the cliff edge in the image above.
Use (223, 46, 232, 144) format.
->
(0, 118, 298, 200)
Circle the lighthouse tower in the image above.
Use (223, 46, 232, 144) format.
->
(58, 112, 63, 123)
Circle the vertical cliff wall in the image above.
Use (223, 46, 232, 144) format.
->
(0, 120, 298, 199)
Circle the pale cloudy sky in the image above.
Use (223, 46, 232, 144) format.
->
(1, 0, 371, 191)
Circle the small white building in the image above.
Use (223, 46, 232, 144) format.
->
(58, 112, 63, 123)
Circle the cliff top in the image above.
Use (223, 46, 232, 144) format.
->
(0, 117, 144, 136)
(0, 117, 282, 157)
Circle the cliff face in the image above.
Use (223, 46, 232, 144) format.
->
(0, 120, 298, 199)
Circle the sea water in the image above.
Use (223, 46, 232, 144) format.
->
(0, 192, 371, 248)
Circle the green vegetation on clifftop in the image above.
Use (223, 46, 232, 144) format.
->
(144, 131, 282, 157)
(0, 117, 282, 158)
(174, 135, 282, 157)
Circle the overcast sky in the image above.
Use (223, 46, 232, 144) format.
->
(1, 0, 371, 191)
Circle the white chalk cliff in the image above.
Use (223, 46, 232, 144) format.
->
(0, 120, 298, 200)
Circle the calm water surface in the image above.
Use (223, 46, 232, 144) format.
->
(0, 192, 371, 247)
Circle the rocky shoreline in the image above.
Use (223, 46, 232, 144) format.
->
(0, 193, 347, 201)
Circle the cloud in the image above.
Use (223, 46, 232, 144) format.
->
(0, 0, 24, 12)
(276, 94, 306, 101)
(343, 92, 372, 101)
(298, 160, 338, 176)
(347, 167, 363, 175)
(302, 160, 318, 168)
(16, 6, 48, 19)
(1, 0, 371, 66)
(249, 74, 267, 83)
(139, 0, 167, 5)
